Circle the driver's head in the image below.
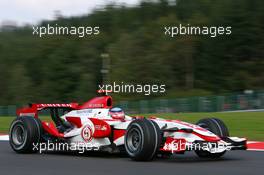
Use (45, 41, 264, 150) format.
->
(109, 107, 125, 120)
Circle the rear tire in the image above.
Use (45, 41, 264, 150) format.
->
(9, 116, 42, 153)
(195, 118, 229, 158)
(124, 119, 161, 161)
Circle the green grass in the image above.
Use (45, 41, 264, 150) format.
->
(1, 112, 263, 141)
(0, 116, 51, 134)
(139, 112, 264, 141)
(0, 117, 14, 133)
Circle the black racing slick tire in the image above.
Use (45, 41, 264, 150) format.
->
(195, 118, 229, 158)
(196, 118, 229, 137)
(124, 119, 161, 161)
(9, 116, 43, 153)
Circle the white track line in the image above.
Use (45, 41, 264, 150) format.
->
(247, 141, 259, 144)
(0, 135, 9, 141)
(220, 109, 264, 113)
(247, 149, 264, 151)
(0, 135, 264, 151)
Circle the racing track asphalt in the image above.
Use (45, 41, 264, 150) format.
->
(0, 141, 263, 175)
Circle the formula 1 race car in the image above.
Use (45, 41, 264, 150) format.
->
(9, 96, 247, 161)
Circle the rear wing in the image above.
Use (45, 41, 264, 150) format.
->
(16, 103, 79, 117)
(16, 95, 113, 117)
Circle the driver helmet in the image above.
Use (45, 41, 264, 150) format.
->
(109, 107, 125, 120)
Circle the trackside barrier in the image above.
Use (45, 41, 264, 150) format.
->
(118, 92, 264, 114)
(0, 92, 264, 116)
(0, 105, 16, 116)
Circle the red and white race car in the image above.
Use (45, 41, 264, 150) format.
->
(9, 95, 247, 161)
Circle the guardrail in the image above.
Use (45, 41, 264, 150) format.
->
(0, 105, 16, 116)
(1, 92, 264, 116)
(118, 92, 264, 114)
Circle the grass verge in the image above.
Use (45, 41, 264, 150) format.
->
(140, 112, 264, 141)
(0, 112, 263, 141)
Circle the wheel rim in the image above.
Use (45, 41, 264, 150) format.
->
(126, 127, 142, 152)
(12, 124, 26, 146)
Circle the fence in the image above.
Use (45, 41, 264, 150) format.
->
(118, 91, 264, 114)
(0, 105, 17, 116)
(0, 91, 264, 116)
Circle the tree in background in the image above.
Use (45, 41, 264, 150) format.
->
(0, 0, 263, 105)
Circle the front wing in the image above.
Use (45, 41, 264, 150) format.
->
(160, 136, 247, 153)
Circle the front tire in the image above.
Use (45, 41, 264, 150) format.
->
(124, 119, 161, 161)
(195, 118, 229, 158)
(9, 116, 42, 153)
